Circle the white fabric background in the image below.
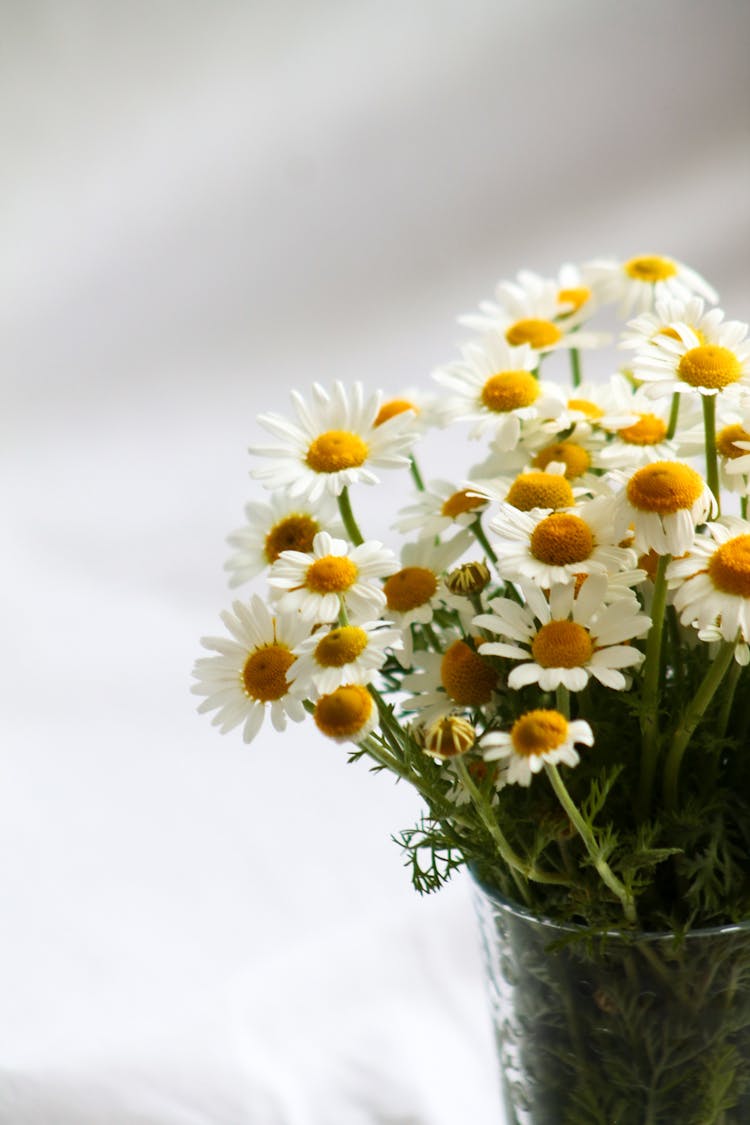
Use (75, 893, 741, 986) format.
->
(2, 2, 749, 1122)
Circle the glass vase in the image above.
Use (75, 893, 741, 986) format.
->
(471, 875, 750, 1125)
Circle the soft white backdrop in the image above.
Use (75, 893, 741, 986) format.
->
(2, 2, 749, 1123)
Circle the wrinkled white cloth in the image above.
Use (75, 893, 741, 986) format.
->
(2, 1, 749, 1122)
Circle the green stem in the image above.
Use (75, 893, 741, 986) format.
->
(455, 759, 568, 892)
(337, 486, 364, 545)
(702, 394, 721, 515)
(742, 493, 748, 520)
(569, 347, 582, 389)
(666, 393, 680, 441)
(555, 684, 570, 719)
(636, 553, 670, 821)
(545, 763, 638, 925)
(470, 516, 498, 566)
(663, 642, 736, 811)
(409, 454, 426, 492)
(717, 657, 742, 740)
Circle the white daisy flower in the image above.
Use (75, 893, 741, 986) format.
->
(382, 533, 474, 666)
(313, 683, 379, 744)
(192, 595, 311, 743)
(460, 272, 606, 352)
(479, 709, 593, 787)
(393, 480, 489, 540)
(468, 462, 583, 516)
(291, 620, 402, 695)
(467, 419, 609, 494)
(249, 381, 417, 502)
(596, 373, 682, 469)
(612, 460, 716, 556)
(475, 574, 649, 692)
(583, 254, 718, 316)
(374, 387, 454, 432)
(489, 494, 637, 587)
(399, 638, 500, 725)
(555, 262, 602, 321)
(432, 335, 565, 446)
(631, 315, 750, 400)
(224, 491, 343, 588)
(268, 531, 397, 624)
(620, 296, 727, 352)
(668, 517, 750, 660)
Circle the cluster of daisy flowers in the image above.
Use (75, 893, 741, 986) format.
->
(193, 254, 750, 913)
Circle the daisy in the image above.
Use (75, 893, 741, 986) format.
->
(468, 463, 580, 516)
(474, 574, 650, 692)
(313, 683, 379, 744)
(399, 638, 500, 725)
(460, 272, 606, 353)
(595, 373, 682, 469)
(612, 460, 716, 556)
(290, 620, 402, 695)
(249, 381, 417, 502)
(583, 254, 718, 316)
(268, 531, 397, 624)
(620, 296, 726, 353)
(192, 595, 310, 743)
(479, 709, 593, 787)
(382, 533, 474, 665)
(432, 335, 565, 446)
(393, 480, 488, 540)
(631, 315, 750, 400)
(224, 491, 342, 587)
(374, 386, 454, 433)
(719, 420, 750, 491)
(668, 517, 750, 660)
(555, 261, 601, 321)
(488, 494, 637, 587)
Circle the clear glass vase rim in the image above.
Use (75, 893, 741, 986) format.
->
(470, 869, 750, 941)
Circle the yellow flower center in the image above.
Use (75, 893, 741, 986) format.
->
(558, 286, 592, 313)
(305, 555, 359, 593)
(530, 513, 595, 566)
(383, 566, 438, 612)
(506, 471, 575, 511)
(423, 715, 476, 759)
(619, 413, 668, 446)
(314, 626, 369, 667)
(623, 255, 677, 283)
(242, 644, 295, 702)
(717, 423, 750, 460)
(505, 318, 563, 349)
(440, 640, 497, 706)
(306, 430, 369, 473)
(480, 371, 540, 413)
(707, 535, 750, 597)
(532, 441, 591, 479)
(678, 345, 741, 390)
(531, 620, 594, 668)
(375, 399, 418, 425)
(314, 684, 373, 738)
(440, 489, 486, 519)
(626, 461, 704, 514)
(568, 397, 604, 420)
(510, 709, 569, 758)
(264, 514, 319, 563)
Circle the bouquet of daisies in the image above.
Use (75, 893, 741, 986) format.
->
(193, 254, 750, 935)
